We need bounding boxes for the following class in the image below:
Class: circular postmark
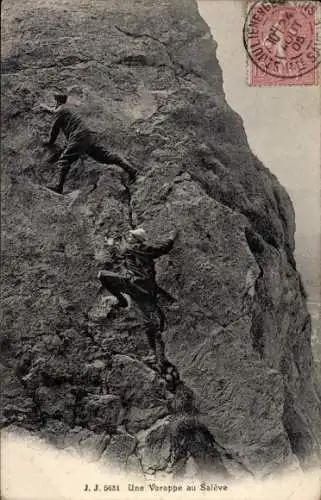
[243,0,321,78]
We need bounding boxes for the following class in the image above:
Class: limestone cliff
[1,0,320,479]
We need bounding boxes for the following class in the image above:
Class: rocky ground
[1,0,320,480]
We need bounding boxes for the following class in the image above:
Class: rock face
[1,0,320,479]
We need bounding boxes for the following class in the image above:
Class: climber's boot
[112,293,131,310]
[46,184,63,194]
[162,364,180,392]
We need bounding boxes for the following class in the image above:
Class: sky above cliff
[198,0,320,293]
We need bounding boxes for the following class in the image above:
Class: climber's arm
[142,229,179,258]
[38,104,57,114]
[46,116,62,146]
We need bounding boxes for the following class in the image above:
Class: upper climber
[38,92,137,193]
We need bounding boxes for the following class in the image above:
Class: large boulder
[1,0,320,478]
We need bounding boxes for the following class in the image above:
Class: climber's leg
[47,145,64,164]
[88,144,137,181]
[137,297,166,364]
[156,285,177,305]
[47,141,81,194]
[97,270,130,308]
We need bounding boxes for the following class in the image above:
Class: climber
[38,92,137,193]
[98,227,179,363]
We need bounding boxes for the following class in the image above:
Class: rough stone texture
[78,394,121,433]
[100,431,137,470]
[1,0,320,479]
[136,418,172,473]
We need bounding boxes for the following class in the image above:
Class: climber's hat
[129,228,147,242]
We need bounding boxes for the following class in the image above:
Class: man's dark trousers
[98,270,165,357]
[54,138,136,193]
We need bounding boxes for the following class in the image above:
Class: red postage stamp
[243,0,321,85]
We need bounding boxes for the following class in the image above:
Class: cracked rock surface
[1,0,320,479]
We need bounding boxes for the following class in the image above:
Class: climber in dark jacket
[39,93,137,193]
[98,227,179,362]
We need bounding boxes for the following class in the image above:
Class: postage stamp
[243,0,321,85]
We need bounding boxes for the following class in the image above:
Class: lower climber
[98,227,179,364]
[38,92,137,194]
